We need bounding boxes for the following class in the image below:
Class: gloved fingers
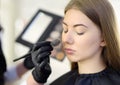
[32,41,51,51]
[23,56,34,69]
[38,59,51,74]
[31,50,40,66]
[44,60,51,74]
[36,45,53,54]
[32,59,51,83]
[37,51,51,63]
[45,57,50,63]
[32,50,51,66]
[31,45,53,60]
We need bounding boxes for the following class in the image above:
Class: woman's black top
[50,67,120,85]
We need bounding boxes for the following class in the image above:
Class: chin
[66,56,79,62]
[67,55,87,63]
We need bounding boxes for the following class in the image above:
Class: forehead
[63,9,93,27]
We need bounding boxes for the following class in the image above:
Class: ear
[100,39,106,47]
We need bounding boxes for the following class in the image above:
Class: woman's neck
[77,56,106,74]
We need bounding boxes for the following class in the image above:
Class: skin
[62,9,106,74]
[16,62,28,78]
[27,73,43,85]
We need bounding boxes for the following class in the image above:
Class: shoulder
[108,67,120,76]
[102,67,120,84]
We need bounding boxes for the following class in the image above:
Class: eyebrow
[73,24,88,28]
[62,21,88,28]
[62,21,68,26]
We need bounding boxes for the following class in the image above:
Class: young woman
[27,0,120,85]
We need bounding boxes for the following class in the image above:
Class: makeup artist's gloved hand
[23,55,34,70]
[31,41,53,83]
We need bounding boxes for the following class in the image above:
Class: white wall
[0,0,120,85]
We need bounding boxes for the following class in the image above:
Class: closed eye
[77,32,85,35]
[62,22,68,33]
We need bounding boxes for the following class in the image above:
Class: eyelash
[63,30,84,36]
[77,32,84,35]
[63,27,85,35]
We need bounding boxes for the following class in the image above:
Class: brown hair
[65,0,120,71]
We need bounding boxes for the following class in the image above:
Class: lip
[64,48,76,55]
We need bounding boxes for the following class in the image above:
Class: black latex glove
[23,55,34,70]
[32,58,51,83]
[31,41,53,83]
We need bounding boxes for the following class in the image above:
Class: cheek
[81,35,101,47]
[76,34,102,57]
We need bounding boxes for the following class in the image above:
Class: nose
[62,31,74,44]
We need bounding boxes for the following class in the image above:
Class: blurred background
[0,0,120,85]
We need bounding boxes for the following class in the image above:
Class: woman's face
[62,9,105,62]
